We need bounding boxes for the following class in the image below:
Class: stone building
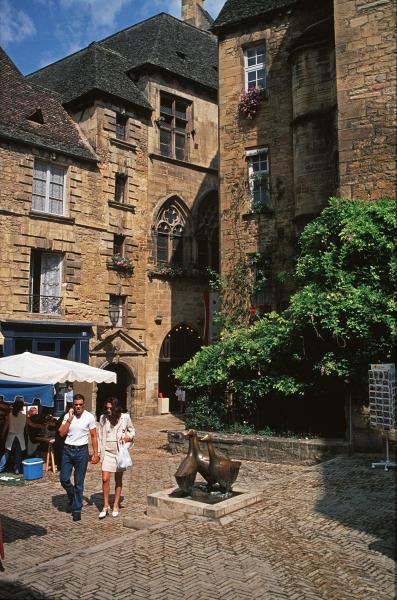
[212,0,396,311]
[0,1,218,417]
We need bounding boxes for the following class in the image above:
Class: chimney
[181,0,212,30]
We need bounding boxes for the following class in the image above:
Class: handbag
[116,441,132,469]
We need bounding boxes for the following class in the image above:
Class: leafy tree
[175,198,396,430]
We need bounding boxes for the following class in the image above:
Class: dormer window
[116,113,128,140]
[27,108,44,124]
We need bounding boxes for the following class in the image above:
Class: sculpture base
[147,485,265,520]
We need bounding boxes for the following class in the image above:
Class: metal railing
[29,295,62,315]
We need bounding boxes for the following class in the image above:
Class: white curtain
[40,253,62,314]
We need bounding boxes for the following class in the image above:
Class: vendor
[4,399,26,474]
[0,401,10,473]
[26,406,46,457]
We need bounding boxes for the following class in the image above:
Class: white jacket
[98,412,135,464]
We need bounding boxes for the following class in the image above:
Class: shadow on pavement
[0,515,46,544]
[51,493,97,512]
[315,456,396,560]
[0,580,52,599]
[88,492,125,511]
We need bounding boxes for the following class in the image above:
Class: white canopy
[0,352,116,384]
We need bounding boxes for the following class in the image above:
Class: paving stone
[0,414,395,600]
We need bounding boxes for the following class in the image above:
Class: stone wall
[0,68,218,418]
[334,0,397,199]
[168,430,350,465]
[217,2,336,309]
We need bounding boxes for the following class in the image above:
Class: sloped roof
[28,13,218,109]
[212,0,298,32]
[29,43,152,111]
[100,13,217,90]
[0,47,97,162]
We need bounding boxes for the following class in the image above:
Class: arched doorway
[96,363,134,420]
[158,324,202,412]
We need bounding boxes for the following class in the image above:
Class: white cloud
[59,0,130,31]
[0,0,36,46]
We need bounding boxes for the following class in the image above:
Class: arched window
[156,202,186,266]
[195,192,219,271]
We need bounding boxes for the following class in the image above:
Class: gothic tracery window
[156,202,185,266]
[196,193,219,272]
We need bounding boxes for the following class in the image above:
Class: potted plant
[238,88,264,119]
[110,254,133,273]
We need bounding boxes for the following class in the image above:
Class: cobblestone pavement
[0,414,395,600]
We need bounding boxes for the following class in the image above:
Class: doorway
[96,363,134,420]
[158,324,202,411]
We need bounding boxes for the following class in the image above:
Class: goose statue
[201,434,241,494]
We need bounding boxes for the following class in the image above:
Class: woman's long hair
[103,397,122,426]
[12,398,24,416]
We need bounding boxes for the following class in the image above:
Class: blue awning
[0,377,54,407]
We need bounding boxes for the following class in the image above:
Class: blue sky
[0,0,224,75]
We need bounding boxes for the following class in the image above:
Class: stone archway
[96,362,135,420]
[158,323,202,412]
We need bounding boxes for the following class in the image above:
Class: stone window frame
[244,45,266,91]
[116,112,128,141]
[113,233,125,256]
[114,172,127,204]
[246,148,271,210]
[155,199,187,267]
[158,91,191,162]
[32,159,67,217]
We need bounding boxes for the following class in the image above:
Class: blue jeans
[60,444,89,513]
[1,438,23,473]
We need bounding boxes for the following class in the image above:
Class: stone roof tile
[0,47,97,162]
[27,13,218,110]
[212,0,298,31]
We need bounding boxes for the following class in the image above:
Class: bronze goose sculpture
[174,430,198,495]
[185,429,213,487]
[201,434,241,494]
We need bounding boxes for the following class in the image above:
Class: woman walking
[98,397,135,518]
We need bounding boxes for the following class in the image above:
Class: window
[196,192,219,271]
[244,46,266,91]
[113,234,125,256]
[109,295,125,328]
[159,93,189,161]
[116,113,128,140]
[32,160,66,215]
[250,258,272,311]
[114,173,127,203]
[156,202,185,266]
[29,250,62,314]
[247,148,270,210]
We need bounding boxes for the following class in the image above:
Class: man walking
[59,394,99,521]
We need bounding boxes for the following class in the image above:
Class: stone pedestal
[147,486,265,520]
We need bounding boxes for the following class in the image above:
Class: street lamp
[109,304,120,328]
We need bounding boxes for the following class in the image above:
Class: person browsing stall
[58,394,99,522]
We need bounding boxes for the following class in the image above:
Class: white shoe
[112,510,119,517]
[99,508,109,519]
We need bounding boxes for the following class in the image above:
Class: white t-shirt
[62,410,96,446]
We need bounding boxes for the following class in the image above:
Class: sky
[0,0,224,75]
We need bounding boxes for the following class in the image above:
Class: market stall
[0,374,54,407]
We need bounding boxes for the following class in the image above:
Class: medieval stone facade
[0,3,218,418]
[212,0,396,311]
